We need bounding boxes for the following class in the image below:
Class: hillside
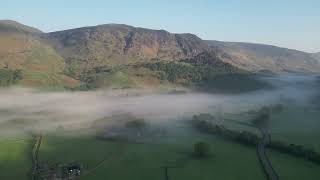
[0,20,42,34]
[206,40,320,73]
[43,24,209,76]
[0,21,78,88]
[74,52,266,92]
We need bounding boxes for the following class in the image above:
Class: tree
[193,142,210,158]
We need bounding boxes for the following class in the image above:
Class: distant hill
[206,40,320,73]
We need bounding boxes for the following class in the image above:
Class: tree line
[191,113,320,164]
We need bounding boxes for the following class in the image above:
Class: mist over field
[2,3,320,180]
[0,74,318,136]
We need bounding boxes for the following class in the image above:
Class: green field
[268,149,320,180]
[0,138,33,180]
[268,105,320,151]
[38,131,266,180]
[1,99,320,180]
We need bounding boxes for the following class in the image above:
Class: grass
[0,138,33,180]
[268,149,320,180]
[22,45,64,73]
[268,105,320,151]
[91,67,168,89]
[262,104,320,180]
[1,99,320,180]
[169,136,266,180]
[35,109,320,180]
[0,35,78,89]
[19,70,70,90]
[38,122,266,180]
[2,118,320,180]
[97,71,137,88]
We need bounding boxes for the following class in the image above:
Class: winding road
[257,128,279,180]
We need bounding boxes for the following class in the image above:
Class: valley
[0,74,320,180]
[0,18,320,180]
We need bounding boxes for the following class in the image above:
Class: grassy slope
[19,44,79,89]
[0,28,79,89]
[91,67,170,89]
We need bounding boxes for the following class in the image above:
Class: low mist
[0,74,319,136]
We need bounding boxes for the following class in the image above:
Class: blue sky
[1,0,319,52]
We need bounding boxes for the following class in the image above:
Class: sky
[1,0,319,52]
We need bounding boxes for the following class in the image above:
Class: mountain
[44,24,320,75]
[206,40,320,73]
[43,24,209,75]
[1,20,320,89]
[0,20,78,88]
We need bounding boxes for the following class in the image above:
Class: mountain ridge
[44,23,209,60]
[0,20,42,34]
[0,20,319,89]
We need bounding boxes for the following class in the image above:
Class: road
[31,134,42,180]
[257,128,279,180]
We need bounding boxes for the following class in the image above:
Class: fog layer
[0,74,318,136]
